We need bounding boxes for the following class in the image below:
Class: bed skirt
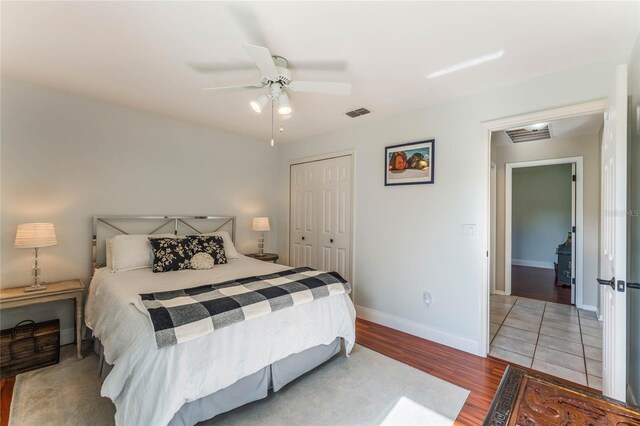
[95,338,343,425]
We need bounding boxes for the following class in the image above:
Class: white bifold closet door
[290,156,352,282]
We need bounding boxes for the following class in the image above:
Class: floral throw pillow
[148,237,192,272]
[188,235,227,265]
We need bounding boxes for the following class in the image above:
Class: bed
[85,216,356,425]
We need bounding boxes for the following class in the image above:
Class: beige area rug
[10,345,469,426]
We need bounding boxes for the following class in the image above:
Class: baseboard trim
[511,259,554,269]
[60,327,75,346]
[355,305,479,356]
[580,304,603,321]
[491,290,508,296]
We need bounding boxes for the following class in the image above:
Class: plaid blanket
[139,267,351,349]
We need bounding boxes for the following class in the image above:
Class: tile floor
[489,294,603,390]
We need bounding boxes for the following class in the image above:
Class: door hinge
[572,226,576,233]
[486,250,489,257]
[572,277,576,285]
[572,174,576,182]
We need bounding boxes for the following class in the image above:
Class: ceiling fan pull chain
[270,98,275,147]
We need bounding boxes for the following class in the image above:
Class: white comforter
[85,255,356,426]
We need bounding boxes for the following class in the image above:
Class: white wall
[0,78,279,341]
[512,164,572,269]
[276,59,621,354]
[492,134,601,308]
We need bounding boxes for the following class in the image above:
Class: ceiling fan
[202,44,352,120]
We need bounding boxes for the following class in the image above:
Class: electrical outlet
[423,291,432,305]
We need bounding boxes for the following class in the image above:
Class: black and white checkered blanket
[139,267,351,349]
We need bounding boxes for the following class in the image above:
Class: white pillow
[108,234,176,272]
[200,231,239,259]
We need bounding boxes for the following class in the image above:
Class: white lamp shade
[251,217,270,232]
[277,93,292,115]
[15,223,58,248]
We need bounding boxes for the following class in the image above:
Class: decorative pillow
[190,252,215,270]
[109,234,176,272]
[199,231,239,259]
[149,237,192,273]
[188,235,227,265]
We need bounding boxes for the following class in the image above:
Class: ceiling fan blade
[288,60,348,72]
[202,84,264,92]
[243,44,279,80]
[188,62,256,73]
[288,81,352,96]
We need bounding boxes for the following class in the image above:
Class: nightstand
[246,253,279,263]
[0,279,85,359]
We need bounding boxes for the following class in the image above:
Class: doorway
[505,158,582,306]
[482,103,605,389]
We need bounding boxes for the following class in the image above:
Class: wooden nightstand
[246,253,279,263]
[0,280,84,359]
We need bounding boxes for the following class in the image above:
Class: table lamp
[251,217,270,256]
[15,223,57,292]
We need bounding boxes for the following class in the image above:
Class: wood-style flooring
[0,376,14,426]
[0,318,599,425]
[512,265,571,305]
[356,319,508,425]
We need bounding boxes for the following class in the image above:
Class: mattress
[85,255,356,425]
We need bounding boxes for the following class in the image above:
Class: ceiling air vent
[346,108,370,118]
[506,124,552,143]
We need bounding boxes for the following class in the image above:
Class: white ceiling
[491,113,604,146]
[2,2,637,143]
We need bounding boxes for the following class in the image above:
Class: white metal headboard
[92,215,236,274]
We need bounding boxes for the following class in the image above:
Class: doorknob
[302,236,305,240]
[597,277,615,290]
[330,238,334,243]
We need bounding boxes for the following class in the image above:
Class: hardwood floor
[356,318,508,425]
[1,319,594,425]
[0,376,15,426]
[511,265,571,305]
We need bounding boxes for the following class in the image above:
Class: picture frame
[385,139,435,186]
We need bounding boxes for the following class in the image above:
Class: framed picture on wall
[385,139,435,186]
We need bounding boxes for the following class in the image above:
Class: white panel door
[316,156,352,282]
[332,156,352,282]
[599,64,628,401]
[290,162,319,268]
[317,158,335,272]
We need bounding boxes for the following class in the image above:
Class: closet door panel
[290,163,318,268]
[317,158,335,272]
[291,155,351,282]
[332,156,352,281]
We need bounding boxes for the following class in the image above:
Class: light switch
[461,224,475,238]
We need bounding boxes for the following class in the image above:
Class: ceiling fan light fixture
[250,94,269,113]
[278,93,292,115]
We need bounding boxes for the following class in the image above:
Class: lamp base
[24,283,47,292]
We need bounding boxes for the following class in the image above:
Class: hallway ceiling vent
[506,124,552,143]
[345,108,370,118]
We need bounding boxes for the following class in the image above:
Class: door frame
[287,149,356,300]
[479,99,606,356]
[504,156,584,306]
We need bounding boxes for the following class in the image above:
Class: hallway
[511,265,571,305]
[489,294,602,390]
